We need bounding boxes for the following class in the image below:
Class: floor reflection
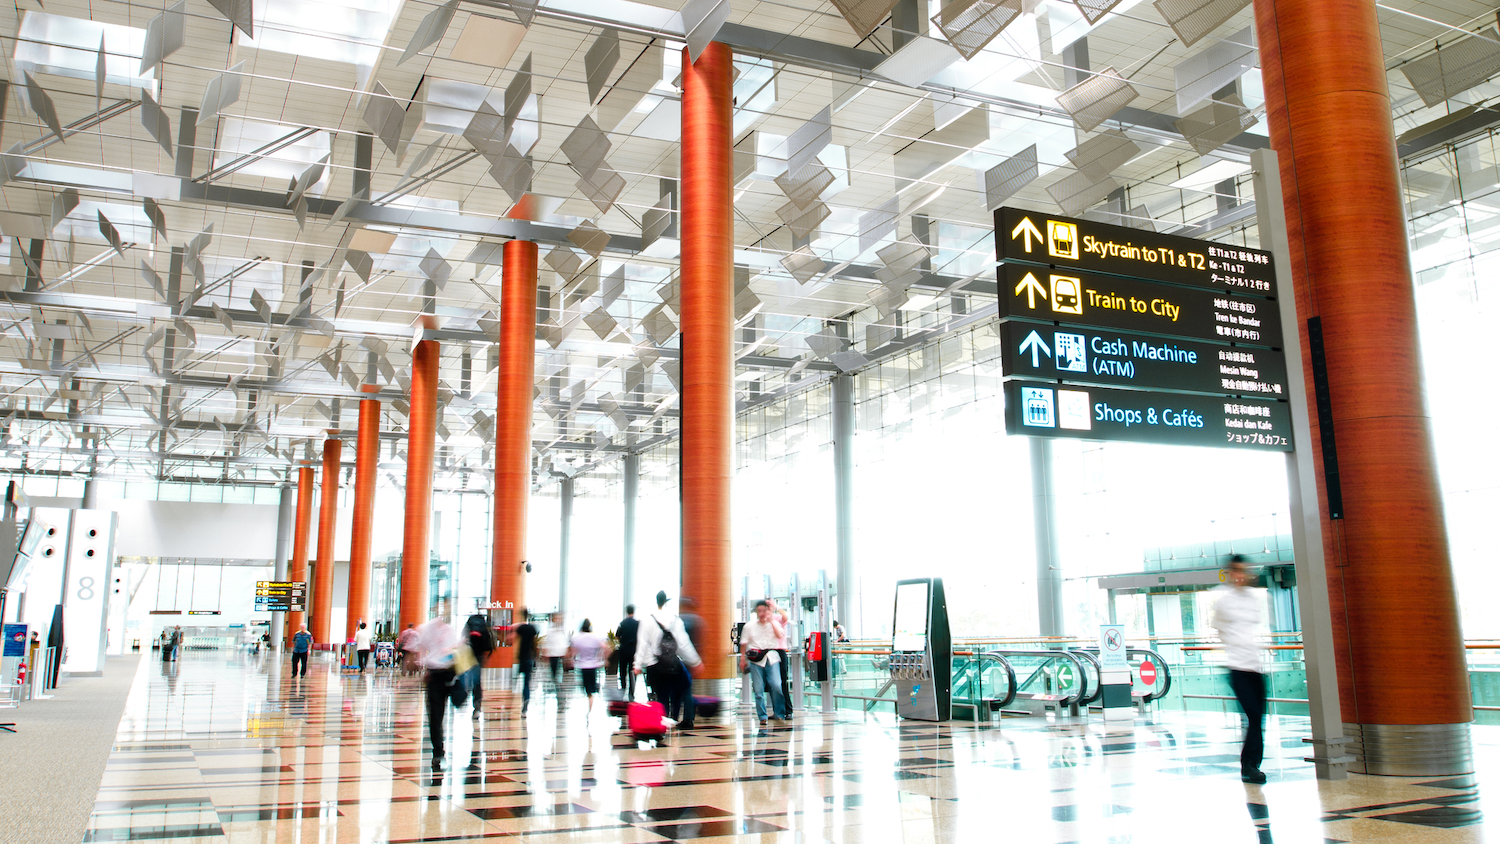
[79,650,1490,843]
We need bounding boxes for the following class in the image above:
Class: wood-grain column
[289,465,314,636]
[345,386,380,641]
[311,437,341,646]
[680,42,734,681]
[492,239,537,667]
[1254,0,1471,772]
[400,339,439,630]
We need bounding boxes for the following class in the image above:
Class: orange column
[492,239,537,666]
[345,386,380,641]
[680,42,734,681]
[1254,0,1471,772]
[400,339,439,630]
[312,437,341,646]
[289,465,314,635]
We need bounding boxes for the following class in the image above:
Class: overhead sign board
[256,581,305,589]
[1003,381,1293,451]
[1000,322,1289,397]
[998,263,1282,347]
[995,206,1276,296]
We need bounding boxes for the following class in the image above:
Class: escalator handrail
[1068,649,1104,705]
[978,651,1018,709]
[1075,646,1174,703]
[983,649,1088,708]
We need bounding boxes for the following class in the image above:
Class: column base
[1343,722,1473,776]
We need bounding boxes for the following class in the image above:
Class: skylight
[14,12,156,94]
[213,118,333,187]
[238,0,398,87]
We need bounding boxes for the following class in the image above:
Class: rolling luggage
[605,685,628,717]
[628,701,668,740]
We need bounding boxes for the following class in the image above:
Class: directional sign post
[1000,322,1289,396]
[996,206,1292,451]
[1003,381,1293,451]
[997,207,1277,295]
[999,263,1282,346]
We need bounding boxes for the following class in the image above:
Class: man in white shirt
[413,618,459,770]
[354,622,373,673]
[633,590,702,723]
[1212,555,1268,784]
[740,600,786,726]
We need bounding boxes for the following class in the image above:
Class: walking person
[615,605,639,701]
[740,600,787,727]
[396,623,418,673]
[678,596,704,729]
[463,614,495,719]
[570,620,611,711]
[633,591,701,724]
[767,598,791,718]
[354,622,373,673]
[291,624,313,678]
[170,625,184,661]
[414,617,463,771]
[511,609,539,715]
[544,613,570,693]
[1213,555,1269,784]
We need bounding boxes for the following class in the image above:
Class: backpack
[654,618,679,663]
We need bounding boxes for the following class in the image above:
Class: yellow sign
[1048,220,1078,260]
[1050,275,1082,315]
[1011,217,1043,252]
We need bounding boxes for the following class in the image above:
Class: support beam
[680,41,735,682]
[831,373,854,635]
[1254,0,1471,775]
[623,451,639,611]
[559,476,573,617]
[271,484,293,649]
[312,437,340,646]
[400,340,439,630]
[1030,438,1063,638]
[492,239,537,656]
[346,387,379,640]
[289,466,314,637]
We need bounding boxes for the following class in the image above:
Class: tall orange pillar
[679,42,734,681]
[1255,0,1471,773]
[345,386,380,641]
[492,238,537,666]
[289,465,314,636]
[400,340,439,631]
[311,437,341,646]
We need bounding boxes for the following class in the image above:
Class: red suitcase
[628,701,668,739]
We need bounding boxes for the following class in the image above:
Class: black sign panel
[998,263,1282,347]
[1003,382,1293,451]
[1000,322,1290,397]
[995,206,1276,296]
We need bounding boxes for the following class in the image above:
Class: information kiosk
[890,577,952,722]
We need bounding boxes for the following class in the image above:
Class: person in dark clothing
[291,625,313,678]
[678,597,704,729]
[511,609,538,715]
[463,614,495,719]
[616,605,639,701]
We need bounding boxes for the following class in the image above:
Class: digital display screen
[892,582,929,652]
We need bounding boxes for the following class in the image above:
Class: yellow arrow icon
[1011,217,1043,252]
[1015,272,1047,309]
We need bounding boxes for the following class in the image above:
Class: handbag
[745,648,767,663]
[453,645,478,676]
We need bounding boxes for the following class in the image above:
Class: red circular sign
[1139,661,1157,686]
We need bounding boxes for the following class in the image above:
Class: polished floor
[78,650,1498,843]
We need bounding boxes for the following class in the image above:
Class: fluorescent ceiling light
[213,118,333,186]
[1169,159,1249,192]
[14,12,157,93]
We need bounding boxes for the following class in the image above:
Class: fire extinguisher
[16,661,26,686]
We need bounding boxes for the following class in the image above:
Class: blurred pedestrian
[463,614,495,719]
[570,619,611,711]
[616,605,639,700]
[1213,555,1268,785]
[741,600,786,726]
[633,591,701,724]
[544,613,570,692]
[511,609,538,715]
[414,617,463,770]
[291,624,312,678]
[354,622,373,672]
